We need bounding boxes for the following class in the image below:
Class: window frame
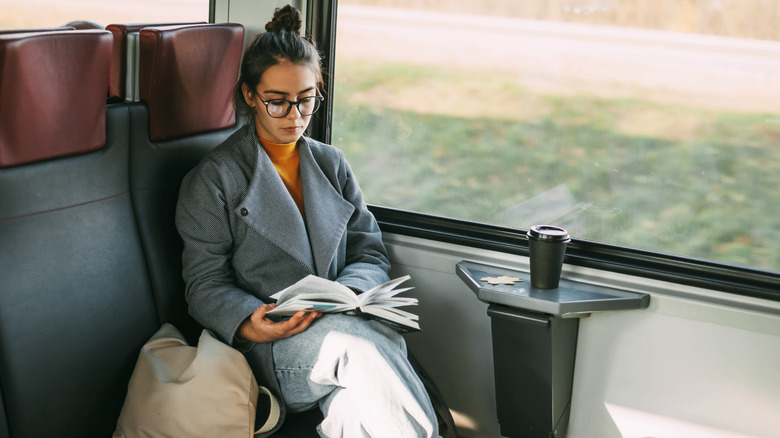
[309,0,780,302]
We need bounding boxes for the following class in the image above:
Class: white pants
[273,314,440,438]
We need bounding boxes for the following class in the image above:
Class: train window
[0,0,209,29]
[332,0,780,274]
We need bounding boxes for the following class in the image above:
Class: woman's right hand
[236,303,320,343]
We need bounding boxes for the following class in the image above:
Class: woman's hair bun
[265,5,303,35]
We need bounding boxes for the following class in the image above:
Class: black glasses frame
[258,95,325,118]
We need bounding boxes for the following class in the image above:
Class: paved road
[336,5,780,113]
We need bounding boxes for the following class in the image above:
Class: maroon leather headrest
[0,27,74,35]
[0,30,111,167]
[106,22,205,99]
[138,23,245,141]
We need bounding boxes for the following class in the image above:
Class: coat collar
[236,133,354,276]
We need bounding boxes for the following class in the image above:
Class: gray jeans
[273,314,440,438]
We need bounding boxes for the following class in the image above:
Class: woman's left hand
[237,303,320,343]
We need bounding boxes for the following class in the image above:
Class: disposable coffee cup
[526,225,570,289]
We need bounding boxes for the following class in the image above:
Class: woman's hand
[237,303,320,343]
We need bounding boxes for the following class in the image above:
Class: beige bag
[113,323,280,438]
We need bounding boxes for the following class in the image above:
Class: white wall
[569,280,780,438]
[212,0,305,51]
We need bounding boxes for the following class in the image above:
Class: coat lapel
[299,141,355,277]
[237,139,315,272]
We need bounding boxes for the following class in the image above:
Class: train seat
[0,30,109,167]
[128,22,245,343]
[62,20,103,30]
[137,22,244,141]
[106,22,205,101]
[0,30,159,438]
[0,27,74,35]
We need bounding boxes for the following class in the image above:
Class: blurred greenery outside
[331,59,780,273]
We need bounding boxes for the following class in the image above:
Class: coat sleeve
[334,155,392,292]
[175,158,264,350]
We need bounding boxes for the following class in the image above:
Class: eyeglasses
[258,95,324,118]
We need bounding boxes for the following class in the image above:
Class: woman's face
[243,59,318,144]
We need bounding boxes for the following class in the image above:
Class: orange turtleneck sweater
[259,137,304,216]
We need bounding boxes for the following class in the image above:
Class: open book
[267,275,420,332]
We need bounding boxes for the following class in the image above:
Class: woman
[175,5,439,437]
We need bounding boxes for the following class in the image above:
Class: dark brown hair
[235,5,323,117]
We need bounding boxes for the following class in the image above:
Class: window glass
[332,0,780,272]
[0,0,208,30]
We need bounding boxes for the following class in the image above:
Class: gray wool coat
[175,123,391,432]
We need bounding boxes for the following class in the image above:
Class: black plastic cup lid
[527,225,571,242]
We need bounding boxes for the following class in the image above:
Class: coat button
[240,208,248,216]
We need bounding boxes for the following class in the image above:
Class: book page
[267,275,358,315]
[356,275,413,307]
[362,306,420,331]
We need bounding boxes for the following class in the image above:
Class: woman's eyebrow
[262,86,316,96]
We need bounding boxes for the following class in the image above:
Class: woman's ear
[241,83,254,106]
